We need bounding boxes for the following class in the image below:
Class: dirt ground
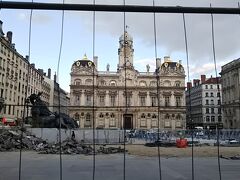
[117,145,240,157]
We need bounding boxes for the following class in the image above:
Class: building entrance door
[123,114,133,129]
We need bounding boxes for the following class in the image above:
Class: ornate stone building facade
[69,32,186,130]
[221,58,240,129]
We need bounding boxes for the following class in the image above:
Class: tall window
[125,95,131,106]
[99,96,105,106]
[176,96,181,107]
[211,108,214,114]
[175,81,180,87]
[217,92,220,97]
[210,92,214,97]
[211,99,214,105]
[151,96,156,106]
[206,108,209,114]
[218,116,222,122]
[85,113,91,127]
[205,85,208,89]
[211,116,215,122]
[210,85,213,89]
[218,108,222,114]
[206,116,210,122]
[75,95,80,105]
[206,99,209,105]
[110,96,115,106]
[217,100,221,105]
[205,92,209,97]
[165,96,170,106]
[140,96,146,106]
[86,95,92,106]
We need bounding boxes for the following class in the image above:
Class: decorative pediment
[123,91,133,96]
[149,92,157,96]
[97,90,106,95]
[162,91,172,96]
[84,90,93,95]
[73,90,82,94]
[174,91,183,96]
[109,91,117,95]
[138,91,147,96]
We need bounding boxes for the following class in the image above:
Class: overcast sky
[1,0,240,92]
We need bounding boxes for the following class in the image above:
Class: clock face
[76,61,81,66]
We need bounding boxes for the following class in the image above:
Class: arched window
[85,79,93,85]
[164,80,171,86]
[175,81,181,87]
[139,81,147,87]
[110,80,116,86]
[100,80,106,86]
[150,81,156,87]
[74,79,81,85]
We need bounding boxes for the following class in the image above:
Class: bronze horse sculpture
[29,92,78,129]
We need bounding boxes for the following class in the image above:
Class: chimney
[0,21,4,37]
[164,56,170,62]
[12,43,15,49]
[93,56,98,69]
[179,60,182,64]
[38,69,44,75]
[156,58,161,69]
[25,55,29,61]
[196,79,200,86]
[48,68,51,79]
[187,82,192,90]
[201,75,206,83]
[193,79,199,87]
[31,63,35,69]
[54,72,57,82]
[7,31,12,44]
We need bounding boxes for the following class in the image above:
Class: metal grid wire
[0,1,239,180]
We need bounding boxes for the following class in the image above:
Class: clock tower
[118,31,134,69]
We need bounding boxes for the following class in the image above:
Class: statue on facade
[146,64,150,73]
[107,63,110,71]
[29,92,78,129]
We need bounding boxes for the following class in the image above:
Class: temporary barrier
[176,138,188,148]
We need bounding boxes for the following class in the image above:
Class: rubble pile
[0,130,126,155]
[0,130,45,151]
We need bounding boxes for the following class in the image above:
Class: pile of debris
[0,129,45,151]
[145,140,176,147]
[0,129,126,155]
[220,155,240,160]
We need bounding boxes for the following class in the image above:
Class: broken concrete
[0,129,126,155]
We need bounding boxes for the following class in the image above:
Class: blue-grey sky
[1,0,240,92]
